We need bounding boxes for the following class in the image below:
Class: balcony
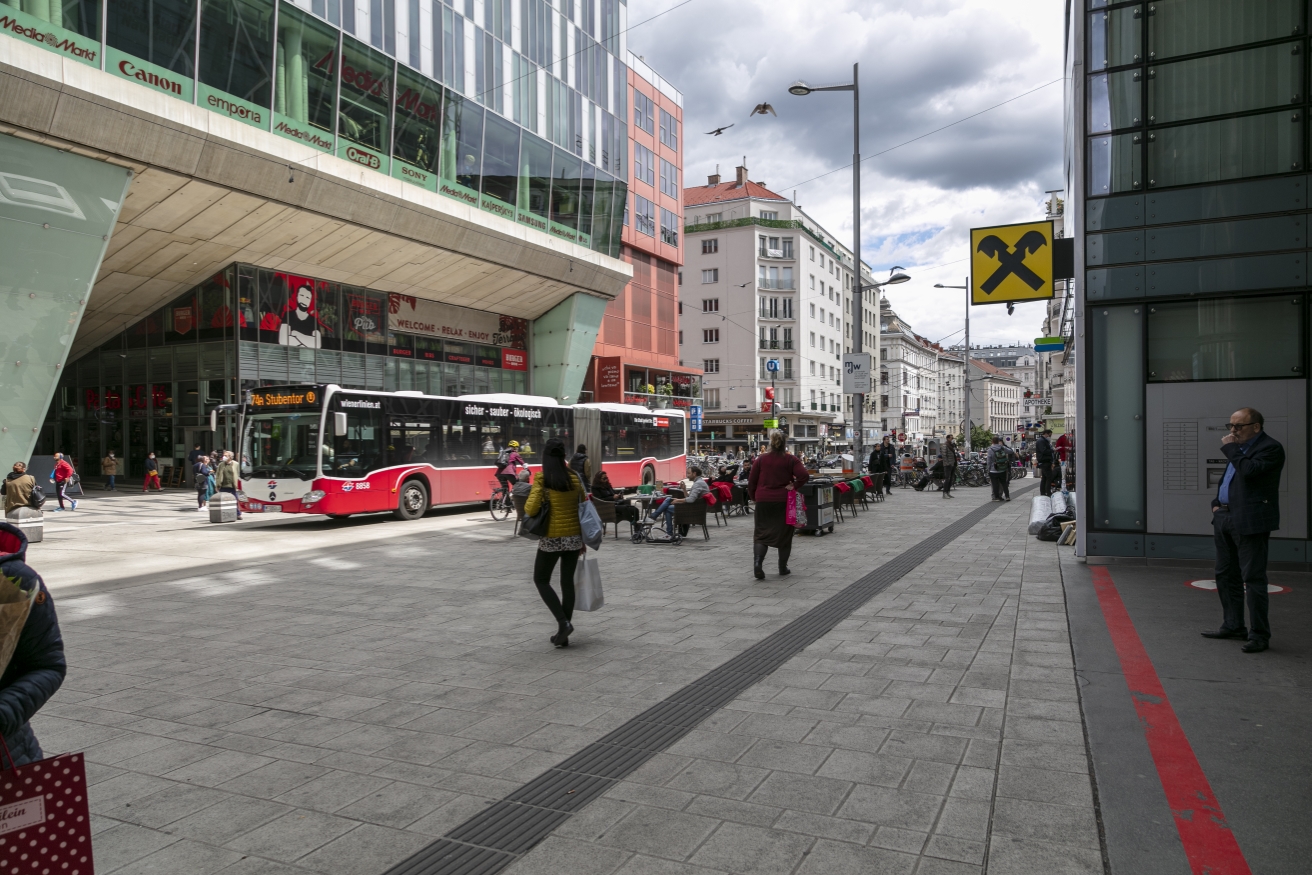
[780,401,801,411]
[759,339,780,349]
[757,279,797,291]
[619,392,703,409]
[758,249,795,261]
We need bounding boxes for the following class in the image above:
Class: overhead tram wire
[780,77,1067,192]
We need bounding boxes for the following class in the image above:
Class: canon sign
[118,60,181,95]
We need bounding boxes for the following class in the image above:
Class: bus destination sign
[249,388,322,409]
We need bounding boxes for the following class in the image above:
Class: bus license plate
[262,505,282,513]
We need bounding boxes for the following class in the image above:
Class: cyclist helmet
[508,441,520,448]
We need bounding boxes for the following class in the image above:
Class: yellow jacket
[523,472,584,539]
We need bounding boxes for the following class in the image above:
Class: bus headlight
[302,490,326,505]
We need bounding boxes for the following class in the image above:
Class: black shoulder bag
[519,491,551,540]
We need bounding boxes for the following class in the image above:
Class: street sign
[765,359,780,373]
[1034,335,1065,352]
[763,418,779,429]
[841,352,871,394]
[689,404,702,432]
[970,220,1056,306]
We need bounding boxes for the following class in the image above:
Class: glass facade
[1,0,629,256]
[38,264,529,479]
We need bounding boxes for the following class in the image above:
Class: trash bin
[6,507,43,543]
[798,477,835,535]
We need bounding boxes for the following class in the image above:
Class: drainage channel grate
[381,487,1032,875]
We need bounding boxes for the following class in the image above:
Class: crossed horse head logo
[976,230,1049,296]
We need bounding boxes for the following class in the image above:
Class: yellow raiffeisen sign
[970,220,1055,305]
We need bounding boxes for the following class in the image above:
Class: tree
[956,424,994,449]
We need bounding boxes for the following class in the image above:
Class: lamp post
[934,278,970,454]
[789,67,910,470]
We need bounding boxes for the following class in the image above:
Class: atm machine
[1145,380,1306,538]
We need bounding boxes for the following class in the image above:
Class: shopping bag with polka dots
[0,743,93,874]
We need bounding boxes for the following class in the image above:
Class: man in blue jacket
[1204,408,1285,653]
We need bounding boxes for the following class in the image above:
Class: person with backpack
[193,455,214,510]
[51,453,75,512]
[569,444,593,490]
[523,439,586,648]
[102,451,119,491]
[986,436,1015,501]
[495,441,525,493]
[4,463,37,515]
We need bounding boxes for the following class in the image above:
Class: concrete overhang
[0,38,631,360]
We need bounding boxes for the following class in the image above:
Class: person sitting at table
[713,465,736,485]
[647,467,710,537]
[914,456,944,492]
[511,468,533,500]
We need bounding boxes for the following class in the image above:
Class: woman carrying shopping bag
[748,430,809,579]
[523,438,586,647]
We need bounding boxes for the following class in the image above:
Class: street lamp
[789,65,878,468]
[934,278,971,455]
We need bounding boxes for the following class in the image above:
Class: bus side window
[332,407,384,476]
[600,413,618,461]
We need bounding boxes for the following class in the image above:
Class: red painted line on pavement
[1089,566,1252,875]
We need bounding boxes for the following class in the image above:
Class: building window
[633,90,655,133]
[634,195,656,236]
[701,268,719,284]
[634,143,656,185]
[705,212,721,223]
[810,332,816,347]
[702,298,719,312]
[660,158,679,196]
[702,239,718,254]
[660,208,679,246]
[783,327,793,348]
[703,358,720,373]
[659,107,679,150]
[809,246,816,261]
[761,211,778,220]
[782,238,794,258]
[783,358,793,379]
[704,388,719,407]
[678,330,683,345]
[703,328,719,343]
[782,299,793,319]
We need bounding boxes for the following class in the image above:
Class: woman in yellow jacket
[524,438,586,647]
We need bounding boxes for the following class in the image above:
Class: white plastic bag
[1028,495,1053,534]
[574,555,605,612]
[579,499,604,550]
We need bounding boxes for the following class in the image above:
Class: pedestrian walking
[3,463,36,515]
[215,451,243,519]
[569,444,593,490]
[1035,430,1056,496]
[986,437,1012,501]
[143,452,161,492]
[0,520,67,765]
[1204,407,1285,654]
[524,438,586,647]
[187,444,203,466]
[51,453,75,512]
[102,451,119,491]
[870,436,895,495]
[193,456,214,510]
[748,430,809,580]
[942,436,958,498]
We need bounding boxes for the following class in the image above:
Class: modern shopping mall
[0,0,669,478]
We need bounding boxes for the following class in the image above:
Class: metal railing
[757,279,796,290]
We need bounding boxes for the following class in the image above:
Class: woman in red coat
[748,431,809,579]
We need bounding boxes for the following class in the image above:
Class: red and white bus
[236,384,687,519]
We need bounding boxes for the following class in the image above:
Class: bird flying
[705,124,734,136]
[750,103,777,118]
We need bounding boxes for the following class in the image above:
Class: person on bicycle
[496,441,525,492]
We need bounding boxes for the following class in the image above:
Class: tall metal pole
[851,62,864,472]
[963,275,971,455]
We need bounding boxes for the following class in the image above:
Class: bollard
[208,492,238,524]
[6,507,44,543]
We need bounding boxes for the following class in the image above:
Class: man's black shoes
[1201,628,1248,640]
[1242,639,1269,653]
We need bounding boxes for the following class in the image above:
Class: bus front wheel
[642,466,655,487]
[396,480,429,521]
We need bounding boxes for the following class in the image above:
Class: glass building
[38,264,532,478]
[3,0,629,255]
[1071,0,1312,560]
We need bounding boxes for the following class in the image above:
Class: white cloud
[629,0,1065,347]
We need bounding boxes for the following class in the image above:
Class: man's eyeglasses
[1226,421,1256,431]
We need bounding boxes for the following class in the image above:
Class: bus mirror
[210,409,217,432]
[334,412,348,437]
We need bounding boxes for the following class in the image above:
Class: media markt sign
[0,8,99,67]
[273,112,333,153]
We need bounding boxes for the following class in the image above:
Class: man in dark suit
[869,437,895,496]
[1204,407,1285,653]
[1035,430,1056,496]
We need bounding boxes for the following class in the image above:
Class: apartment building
[878,297,939,442]
[681,164,876,450]
[970,359,1023,438]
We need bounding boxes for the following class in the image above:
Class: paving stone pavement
[29,483,1101,874]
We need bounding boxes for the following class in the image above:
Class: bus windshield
[242,412,321,480]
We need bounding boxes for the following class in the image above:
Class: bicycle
[489,479,514,520]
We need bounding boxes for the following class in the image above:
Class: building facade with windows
[680,165,876,451]
[878,297,965,449]
[970,359,1022,439]
[583,52,699,409]
[1068,0,1312,560]
[1,0,641,473]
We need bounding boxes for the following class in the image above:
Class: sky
[626,0,1068,349]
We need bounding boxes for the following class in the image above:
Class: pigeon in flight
[705,124,734,136]
[750,102,777,118]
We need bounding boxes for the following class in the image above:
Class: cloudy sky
[627,0,1067,348]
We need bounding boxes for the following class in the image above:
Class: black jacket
[1035,436,1055,465]
[0,522,66,766]
[1213,430,1285,535]
[869,446,893,473]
